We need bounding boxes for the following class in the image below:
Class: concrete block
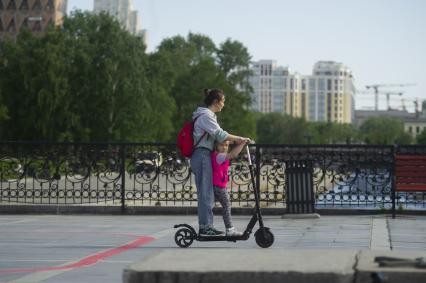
[123,249,357,283]
[355,250,426,283]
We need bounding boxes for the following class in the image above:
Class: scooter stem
[246,145,265,229]
[246,145,252,166]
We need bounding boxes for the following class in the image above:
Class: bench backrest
[395,155,426,192]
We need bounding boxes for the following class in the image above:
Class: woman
[191,88,250,236]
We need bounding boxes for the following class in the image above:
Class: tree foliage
[256,113,308,144]
[0,12,255,142]
[416,130,426,144]
[0,11,418,145]
[359,117,412,145]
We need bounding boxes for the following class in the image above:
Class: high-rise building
[128,10,138,35]
[94,0,143,38]
[248,60,355,123]
[0,0,68,41]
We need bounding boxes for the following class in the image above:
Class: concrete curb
[122,249,426,283]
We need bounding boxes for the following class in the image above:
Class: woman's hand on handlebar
[238,137,251,145]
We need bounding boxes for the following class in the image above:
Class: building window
[327,79,332,90]
[309,78,315,91]
[33,20,42,31]
[409,126,412,133]
[46,0,54,11]
[21,17,29,28]
[19,0,29,10]
[7,0,16,10]
[417,126,420,134]
[6,17,15,32]
[301,79,306,90]
[32,0,42,11]
[318,79,325,91]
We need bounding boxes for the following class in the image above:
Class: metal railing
[0,142,425,212]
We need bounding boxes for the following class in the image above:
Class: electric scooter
[174,145,274,248]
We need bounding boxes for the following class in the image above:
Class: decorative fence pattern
[0,142,425,211]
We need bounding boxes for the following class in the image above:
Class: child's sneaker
[226,227,243,237]
[199,227,225,236]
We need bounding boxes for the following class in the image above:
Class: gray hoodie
[192,107,229,151]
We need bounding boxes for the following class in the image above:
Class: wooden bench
[395,155,426,191]
[393,154,426,217]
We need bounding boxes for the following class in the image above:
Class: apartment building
[249,60,355,123]
[0,0,68,41]
[94,0,145,38]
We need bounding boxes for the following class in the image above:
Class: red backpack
[177,115,207,157]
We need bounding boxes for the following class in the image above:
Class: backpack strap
[193,115,208,147]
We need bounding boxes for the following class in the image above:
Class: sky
[67,0,426,112]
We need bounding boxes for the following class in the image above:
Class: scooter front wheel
[255,227,274,248]
[174,227,195,248]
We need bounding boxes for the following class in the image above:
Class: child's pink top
[211,151,229,189]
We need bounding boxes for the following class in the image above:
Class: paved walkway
[0,214,425,282]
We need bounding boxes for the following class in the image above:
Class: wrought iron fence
[0,142,425,211]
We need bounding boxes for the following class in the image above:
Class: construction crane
[384,91,404,110]
[365,83,416,111]
[355,89,403,110]
[399,97,420,113]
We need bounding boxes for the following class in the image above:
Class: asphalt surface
[0,214,425,283]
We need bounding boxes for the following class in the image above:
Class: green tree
[217,39,252,91]
[216,39,255,139]
[153,33,256,140]
[0,14,256,142]
[308,122,360,144]
[256,113,308,144]
[359,117,412,144]
[61,11,154,141]
[416,130,426,144]
[0,28,73,141]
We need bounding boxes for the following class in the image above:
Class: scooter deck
[197,234,250,242]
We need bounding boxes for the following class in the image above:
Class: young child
[211,139,248,236]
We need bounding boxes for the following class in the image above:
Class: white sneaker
[226,227,243,237]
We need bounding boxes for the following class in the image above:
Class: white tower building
[93,0,141,37]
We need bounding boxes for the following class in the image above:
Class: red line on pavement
[0,236,155,275]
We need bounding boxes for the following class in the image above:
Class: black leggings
[214,186,232,229]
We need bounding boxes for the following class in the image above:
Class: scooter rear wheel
[174,227,195,248]
[255,228,274,248]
